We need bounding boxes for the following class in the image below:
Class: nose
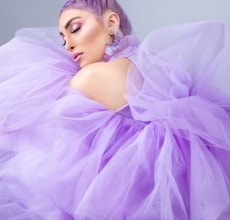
[68,46,75,51]
[65,40,76,52]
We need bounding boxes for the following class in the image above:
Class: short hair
[60,0,132,35]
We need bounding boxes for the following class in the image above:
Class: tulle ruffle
[0,21,230,220]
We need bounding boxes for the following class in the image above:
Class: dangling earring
[104,29,122,60]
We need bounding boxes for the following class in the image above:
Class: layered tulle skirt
[0,21,230,219]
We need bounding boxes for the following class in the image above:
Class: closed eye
[71,26,81,33]
[60,21,81,46]
[70,23,81,34]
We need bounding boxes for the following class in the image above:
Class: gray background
[0,0,230,45]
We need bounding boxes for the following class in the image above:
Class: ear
[104,11,120,33]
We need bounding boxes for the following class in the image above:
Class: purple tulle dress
[0,21,230,220]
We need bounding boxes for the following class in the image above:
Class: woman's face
[59,8,111,67]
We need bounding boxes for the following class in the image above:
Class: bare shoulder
[69,58,131,111]
[70,58,131,81]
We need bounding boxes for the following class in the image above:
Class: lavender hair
[60,0,132,35]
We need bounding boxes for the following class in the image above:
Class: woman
[59,1,132,110]
[0,0,230,219]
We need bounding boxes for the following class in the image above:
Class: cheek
[81,24,107,52]
[81,27,96,43]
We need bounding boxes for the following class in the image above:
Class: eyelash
[71,26,81,33]
[62,26,81,46]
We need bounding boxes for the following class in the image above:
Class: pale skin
[59,8,131,111]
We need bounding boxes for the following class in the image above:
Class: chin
[79,60,98,68]
[77,60,86,68]
[79,62,87,68]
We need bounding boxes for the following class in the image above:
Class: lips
[72,52,83,63]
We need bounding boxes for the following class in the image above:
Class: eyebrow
[65,16,81,29]
[60,16,81,35]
